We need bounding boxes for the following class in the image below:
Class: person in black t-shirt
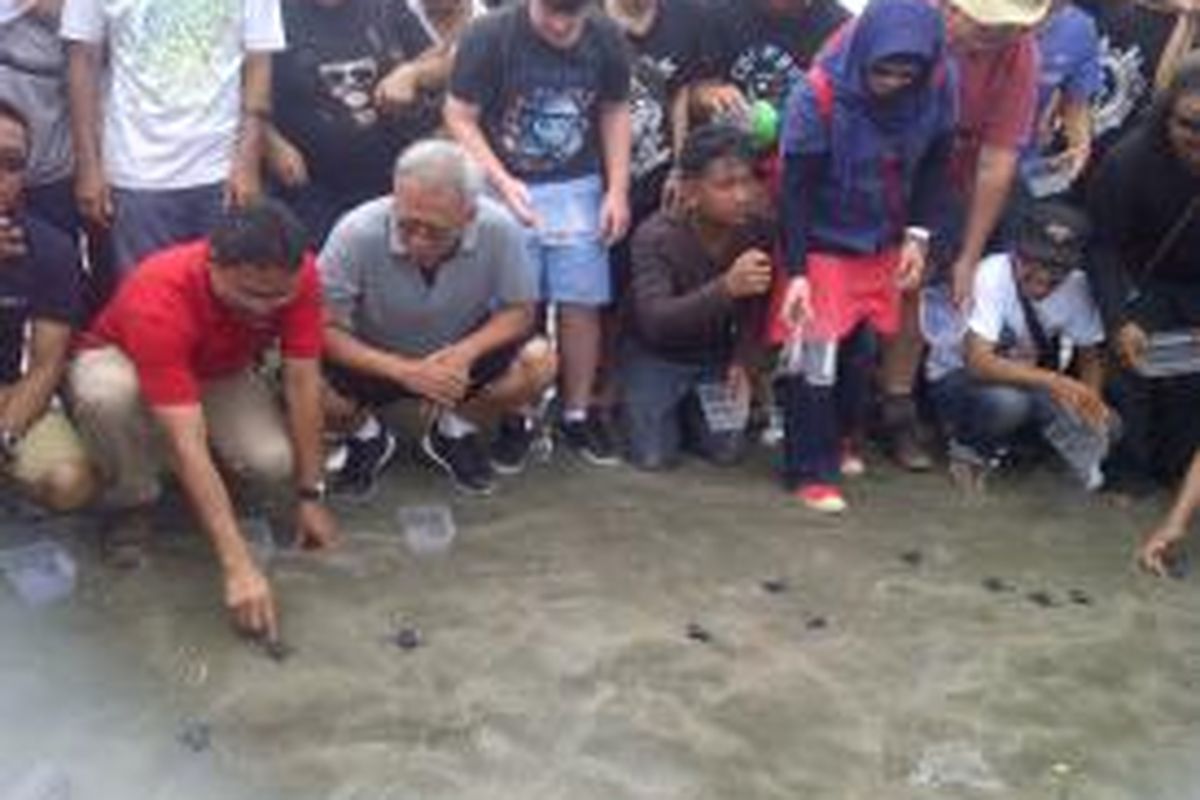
[1082,0,1199,170]
[0,99,94,513]
[268,0,443,244]
[604,0,709,210]
[601,0,711,416]
[693,0,851,117]
[446,0,632,465]
[1088,53,1200,488]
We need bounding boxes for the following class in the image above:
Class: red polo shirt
[80,242,323,407]
[948,35,1039,198]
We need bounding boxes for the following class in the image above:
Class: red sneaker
[795,483,848,514]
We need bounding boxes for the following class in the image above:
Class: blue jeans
[111,183,224,276]
[929,369,1056,461]
[525,175,611,306]
[619,344,746,470]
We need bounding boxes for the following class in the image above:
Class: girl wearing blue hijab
[774,0,957,513]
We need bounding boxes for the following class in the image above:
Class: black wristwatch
[296,481,327,503]
[0,428,21,463]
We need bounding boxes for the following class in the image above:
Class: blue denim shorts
[525,175,611,306]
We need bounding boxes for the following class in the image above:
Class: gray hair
[393,138,484,204]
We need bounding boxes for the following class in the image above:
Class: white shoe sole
[420,434,496,497]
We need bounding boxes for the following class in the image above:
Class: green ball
[749,100,779,150]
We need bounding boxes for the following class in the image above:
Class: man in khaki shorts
[69,199,339,641]
[0,97,95,513]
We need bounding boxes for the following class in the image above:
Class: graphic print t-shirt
[704,0,849,110]
[1087,1,1177,157]
[624,0,709,185]
[60,0,286,190]
[274,0,434,195]
[450,5,632,183]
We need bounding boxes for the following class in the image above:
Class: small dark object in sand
[178,719,211,753]
[900,550,923,567]
[394,627,422,651]
[761,578,789,594]
[686,623,713,643]
[1164,549,1191,580]
[262,639,294,662]
[1068,588,1093,606]
[805,616,828,630]
[1026,590,1056,608]
[982,577,1014,593]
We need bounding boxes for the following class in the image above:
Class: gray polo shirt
[318,194,536,357]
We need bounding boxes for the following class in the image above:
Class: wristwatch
[905,226,932,247]
[296,481,327,503]
[0,428,21,463]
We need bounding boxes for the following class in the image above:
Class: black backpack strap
[1015,282,1060,370]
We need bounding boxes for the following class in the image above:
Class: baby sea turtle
[761,578,789,594]
[982,576,1014,593]
[261,639,294,663]
[1026,590,1056,608]
[1164,549,1191,580]
[177,719,212,753]
[805,616,828,631]
[686,623,713,643]
[900,550,923,567]
[394,627,422,651]
[1068,588,1093,606]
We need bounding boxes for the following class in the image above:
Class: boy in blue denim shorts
[446,0,631,464]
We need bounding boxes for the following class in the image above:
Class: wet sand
[2,446,1199,799]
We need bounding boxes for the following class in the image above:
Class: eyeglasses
[396,217,459,245]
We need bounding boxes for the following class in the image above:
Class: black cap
[1014,201,1090,275]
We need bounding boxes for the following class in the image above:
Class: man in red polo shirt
[877,0,1047,470]
[69,199,338,640]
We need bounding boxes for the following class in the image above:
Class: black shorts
[324,339,525,409]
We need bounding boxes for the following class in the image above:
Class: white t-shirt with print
[967,252,1105,361]
[60,0,284,190]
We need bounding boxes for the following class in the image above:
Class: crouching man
[0,99,95,512]
[621,124,771,470]
[69,199,339,639]
[928,201,1114,491]
[319,140,555,497]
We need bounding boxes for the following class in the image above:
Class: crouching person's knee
[8,412,100,512]
[515,336,558,398]
[236,434,295,488]
[31,459,98,513]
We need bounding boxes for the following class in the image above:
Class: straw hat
[949,0,1050,27]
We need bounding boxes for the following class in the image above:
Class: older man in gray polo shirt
[318,139,556,496]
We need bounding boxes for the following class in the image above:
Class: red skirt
[767,248,902,344]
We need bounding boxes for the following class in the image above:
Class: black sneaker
[330,425,398,499]
[558,414,620,466]
[421,427,496,496]
[491,415,535,475]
